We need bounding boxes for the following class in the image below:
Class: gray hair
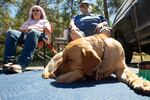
[88,5,93,13]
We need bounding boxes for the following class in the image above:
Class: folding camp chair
[15,27,57,68]
[37,31,57,67]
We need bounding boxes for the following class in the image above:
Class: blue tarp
[0,70,149,100]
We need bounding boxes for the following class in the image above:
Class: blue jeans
[3,29,46,68]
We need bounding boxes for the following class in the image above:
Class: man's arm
[70,19,78,30]
[69,18,85,40]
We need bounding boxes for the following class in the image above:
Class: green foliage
[0,34,5,59]
[108,0,124,14]
[93,0,104,15]
[0,0,124,59]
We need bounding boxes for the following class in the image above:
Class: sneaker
[8,64,23,73]
[3,63,13,67]
[2,63,13,73]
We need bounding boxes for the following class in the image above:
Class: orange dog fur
[42,31,150,93]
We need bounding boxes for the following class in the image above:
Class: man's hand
[94,21,109,34]
[94,23,104,33]
[70,26,80,32]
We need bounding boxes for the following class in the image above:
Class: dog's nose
[42,72,50,79]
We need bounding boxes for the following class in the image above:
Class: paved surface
[128,63,139,73]
[1,63,150,100]
[28,65,139,73]
[0,70,149,100]
[0,62,139,73]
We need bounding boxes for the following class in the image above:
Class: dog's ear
[81,48,101,76]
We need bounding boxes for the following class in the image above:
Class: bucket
[138,61,150,81]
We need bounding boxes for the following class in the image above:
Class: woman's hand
[43,26,51,34]
[20,28,30,33]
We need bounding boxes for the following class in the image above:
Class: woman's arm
[43,21,52,34]
[20,21,29,32]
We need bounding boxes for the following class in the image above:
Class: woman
[3,5,52,73]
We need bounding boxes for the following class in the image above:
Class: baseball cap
[80,0,91,6]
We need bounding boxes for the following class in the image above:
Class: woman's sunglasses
[32,9,40,12]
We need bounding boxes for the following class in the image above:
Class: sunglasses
[80,3,89,8]
[32,9,40,12]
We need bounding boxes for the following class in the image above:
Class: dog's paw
[133,79,150,94]
[143,81,150,91]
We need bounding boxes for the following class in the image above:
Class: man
[70,0,110,40]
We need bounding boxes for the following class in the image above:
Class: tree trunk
[103,0,109,24]
[36,0,40,5]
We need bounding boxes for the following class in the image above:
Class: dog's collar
[95,36,106,80]
[95,35,105,59]
[84,36,105,80]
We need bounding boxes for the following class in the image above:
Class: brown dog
[42,31,150,93]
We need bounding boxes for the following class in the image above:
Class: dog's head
[49,41,84,78]
[50,40,103,80]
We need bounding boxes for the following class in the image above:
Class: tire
[117,37,133,64]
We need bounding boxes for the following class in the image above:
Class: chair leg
[43,38,46,68]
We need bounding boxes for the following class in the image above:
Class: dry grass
[131,52,150,63]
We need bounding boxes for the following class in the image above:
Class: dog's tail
[116,64,150,95]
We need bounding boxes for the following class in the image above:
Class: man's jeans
[3,29,46,68]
